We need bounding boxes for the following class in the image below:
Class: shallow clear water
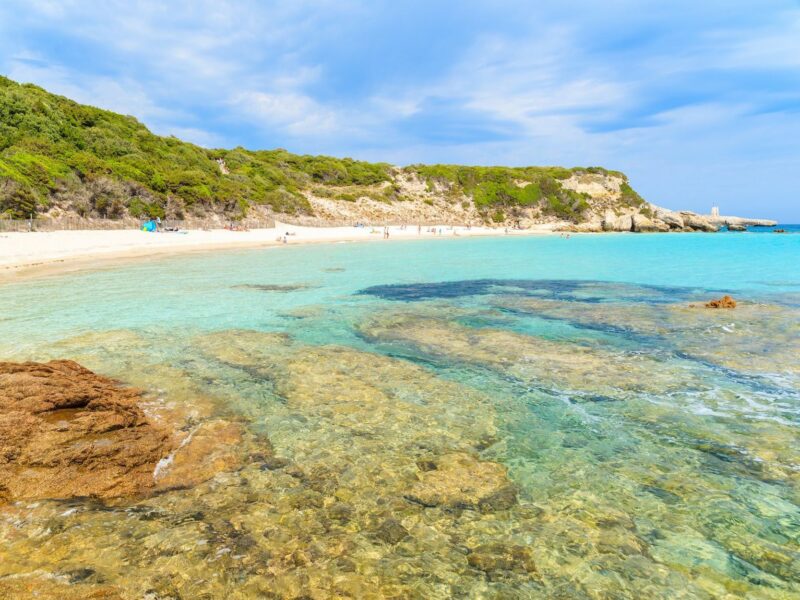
[1,232,799,598]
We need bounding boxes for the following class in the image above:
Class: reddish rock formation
[0,360,172,501]
[0,360,245,504]
[705,295,737,309]
[0,359,174,503]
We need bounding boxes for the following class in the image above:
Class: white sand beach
[0,222,560,280]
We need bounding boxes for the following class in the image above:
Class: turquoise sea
[1,231,799,598]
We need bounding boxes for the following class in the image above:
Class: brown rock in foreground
[0,360,245,504]
[705,295,737,309]
[405,452,517,511]
[0,359,174,503]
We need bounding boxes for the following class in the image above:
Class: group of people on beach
[353,223,479,238]
[276,231,296,244]
[376,225,455,238]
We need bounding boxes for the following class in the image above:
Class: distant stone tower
[711,206,720,217]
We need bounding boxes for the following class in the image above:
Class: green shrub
[262,188,312,214]
[128,197,165,218]
[0,180,38,218]
[620,181,645,207]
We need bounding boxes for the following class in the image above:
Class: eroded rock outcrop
[562,219,603,232]
[680,211,720,232]
[653,208,685,230]
[602,212,633,232]
[0,360,240,503]
[632,213,669,232]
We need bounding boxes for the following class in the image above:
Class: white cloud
[232,91,339,136]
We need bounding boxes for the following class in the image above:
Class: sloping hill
[0,75,652,226]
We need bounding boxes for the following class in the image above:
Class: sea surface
[1,231,799,598]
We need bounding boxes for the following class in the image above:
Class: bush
[261,188,312,214]
[0,179,38,218]
[620,181,645,207]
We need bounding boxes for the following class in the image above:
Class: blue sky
[1,1,799,220]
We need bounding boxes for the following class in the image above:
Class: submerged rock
[467,543,539,578]
[360,312,702,397]
[153,420,242,490]
[0,576,123,599]
[704,295,737,309]
[405,453,517,511]
[374,518,410,544]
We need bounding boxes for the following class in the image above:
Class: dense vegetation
[0,76,389,219]
[0,75,640,223]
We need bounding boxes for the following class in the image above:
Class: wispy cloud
[231,91,339,136]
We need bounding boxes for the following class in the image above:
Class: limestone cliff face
[297,169,657,229]
[297,168,762,233]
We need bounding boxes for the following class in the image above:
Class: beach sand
[0,222,560,280]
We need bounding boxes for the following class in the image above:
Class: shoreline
[1,221,786,283]
[0,222,559,282]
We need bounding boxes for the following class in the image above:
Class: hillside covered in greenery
[0,76,646,223]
